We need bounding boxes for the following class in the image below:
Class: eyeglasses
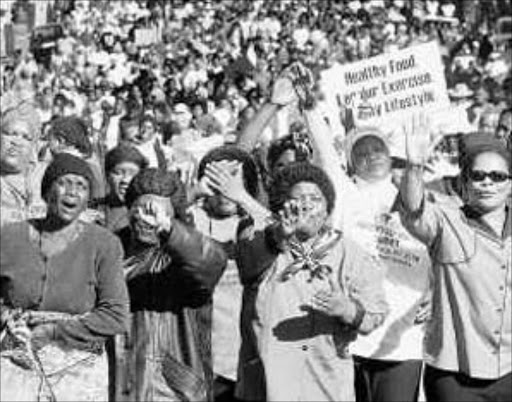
[391,157,407,169]
[468,170,511,183]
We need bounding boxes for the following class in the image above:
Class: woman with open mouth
[235,162,389,401]
[0,152,130,401]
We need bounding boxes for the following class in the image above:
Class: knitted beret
[105,144,149,173]
[268,162,336,215]
[124,168,188,221]
[197,145,260,198]
[41,153,95,201]
[49,116,92,157]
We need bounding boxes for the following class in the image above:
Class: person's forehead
[58,173,89,184]
[134,194,172,206]
[290,181,324,195]
[112,161,141,172]
[353,135,387,151]
[472,151,509,170]
[4,119,31,134]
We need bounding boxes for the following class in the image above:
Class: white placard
[321,41,450,134]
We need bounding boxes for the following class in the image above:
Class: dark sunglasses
[468,170,511,183]
[391,157,407,169]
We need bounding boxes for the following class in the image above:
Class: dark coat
[114,220,227,401]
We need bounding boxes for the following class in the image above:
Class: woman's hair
[268,162,335,215]
[198,145,260,198]
[459,135,511,181]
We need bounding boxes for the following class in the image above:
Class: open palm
[403,113,443,166]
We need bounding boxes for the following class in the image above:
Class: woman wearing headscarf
[0,153,130,401]
[114,168,227,401]
[235,162,388,401]
[90,144,149,233]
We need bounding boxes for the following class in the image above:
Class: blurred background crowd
[1,0,511,184]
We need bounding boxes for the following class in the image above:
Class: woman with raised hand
[235,162,388,401]
[398,114,512,402]
[114,168,227,401]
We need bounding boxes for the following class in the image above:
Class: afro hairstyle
[268,162,336,215]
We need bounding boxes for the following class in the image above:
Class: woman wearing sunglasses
[398,115,512,402]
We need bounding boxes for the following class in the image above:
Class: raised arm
[399,114,444,245]
[236,70,298,152]
[290,62,354,230]
[303,104,354,230]
[401,114,431,213]
[236,103,280,152]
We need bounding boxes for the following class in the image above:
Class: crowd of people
[1,0,511,401]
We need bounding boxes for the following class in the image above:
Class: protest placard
[320,41,450,135]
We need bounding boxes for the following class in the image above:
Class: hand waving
[270,69,298,107]
[287,62,315,108]
[278,199,301,238]
[403,113,442,166]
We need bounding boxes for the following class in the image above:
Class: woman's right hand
[270,71,298,107]
[403,113,443,166]
[137,199,173,235]
[277,200,301,239]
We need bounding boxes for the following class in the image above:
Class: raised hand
[137,198,173,234]
[403,113,441,166]
[278,199,301,238]
[287,62,315,108]
[204,160,245,203]
[270,69,298,107]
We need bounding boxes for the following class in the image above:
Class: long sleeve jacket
[115,220,227,402]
